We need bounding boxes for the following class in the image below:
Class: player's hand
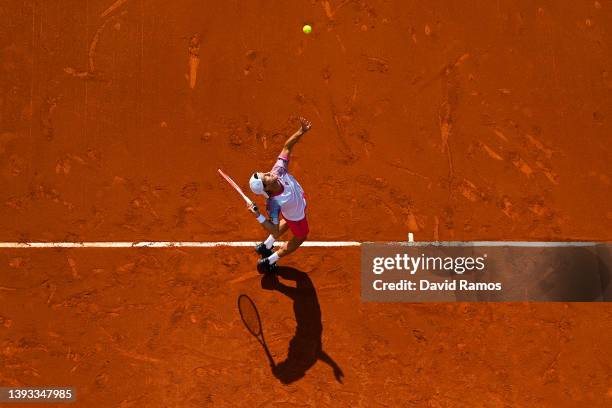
[298,117,312,133]
[247,202,259,216]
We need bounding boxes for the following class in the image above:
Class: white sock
[268,252,280,264]
[264,234,275,249]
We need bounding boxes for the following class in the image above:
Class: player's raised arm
[280,117,311,159]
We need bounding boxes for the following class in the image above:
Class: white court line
[0,241,603,248]
[396,241,600,247]
[0,241,361,248]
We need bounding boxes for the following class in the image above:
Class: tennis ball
[303,24,312,34]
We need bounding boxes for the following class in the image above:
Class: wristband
[256,214,266,223]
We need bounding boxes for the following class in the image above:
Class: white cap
[249,173,268,197]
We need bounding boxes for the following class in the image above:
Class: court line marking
[0,241,360,248]
[390,241,600,247]
[0,241,602,248]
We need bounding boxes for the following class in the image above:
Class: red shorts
[284,216,309,239]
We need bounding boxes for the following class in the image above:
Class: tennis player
[247,117,311,273]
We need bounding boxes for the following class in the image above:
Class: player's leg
[255,219,288,257]
[274,219,289,239]
[275,235,307,258]
[258,217,308,273]
[259,235,307,273]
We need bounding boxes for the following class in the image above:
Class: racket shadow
[237,294,275,368]
[260,267,344,385]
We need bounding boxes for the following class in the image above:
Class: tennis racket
[217,169,258,212]
[237,294,274,366]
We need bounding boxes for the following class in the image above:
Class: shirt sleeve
[270,154,289,177]
[266,198,281,225]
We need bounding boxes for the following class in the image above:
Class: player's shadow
[261,267,344,384]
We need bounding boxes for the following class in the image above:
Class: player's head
[249,172,278,197]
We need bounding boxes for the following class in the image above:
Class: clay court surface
[1,0,611,406]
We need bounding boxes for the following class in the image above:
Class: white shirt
[266,156,306,223]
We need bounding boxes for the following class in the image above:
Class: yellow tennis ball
[303,24,312,34]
